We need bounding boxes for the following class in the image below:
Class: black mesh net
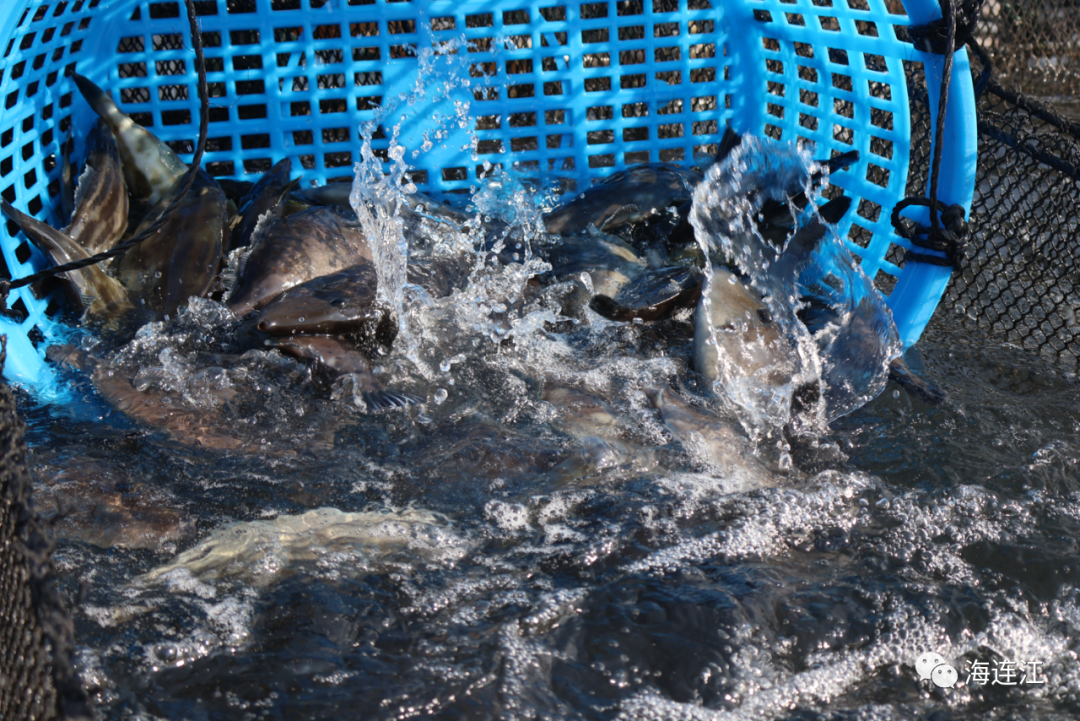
[899,1,1080,377]
[0,341,91,721]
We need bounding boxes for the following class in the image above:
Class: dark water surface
[17,284,1080,721]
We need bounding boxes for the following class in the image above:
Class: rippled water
[16,213,1080,721]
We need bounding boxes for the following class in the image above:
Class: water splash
[690,136,825,437]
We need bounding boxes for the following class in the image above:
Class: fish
[47,344,336,454]
[227,205,373,316]
[589,265,703,322]
[544,228,647,298]
[136,507,469,586]
[271,335,423,410]
[0,200,133,320]
[543,163,703,236]
[31,455,193,551]
[117,168,227,316]
[229,158,299,253]
[64,119,129,254]
[647,387,775,488]
[254,253,471,338]
[694,265,798,389]
[73,73,187,223]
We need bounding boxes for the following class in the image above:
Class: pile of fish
[4,73,943,546]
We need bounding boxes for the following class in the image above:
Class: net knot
[908,0,984,55]
[891,198,968,269]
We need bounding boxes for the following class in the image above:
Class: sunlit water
[17,200,1080,719]
[15,52,1080,718]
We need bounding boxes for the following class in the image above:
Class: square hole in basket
[623,127,648,142]
[868,80,892,101]
[767,103,784,119]
[541,5,567,21]
[587,130,613,145]
[442,166,467,181]
[798,65,818,84]
[857,198,881,222]
[477,139,503,154]
[587,105,613,121]
[819,15,840,31]
[623,102,648,118]
[799,113,818,131]
[873,269,896,295]
[511,136,538,152]
[658,99,682,115]
[870,135,892,159]
[833,124,853,145]
[800,88,819,107]
[693,119,717,136]
[546,134,566,149]
[621,74,646,89]
[588,153,615,168]
[785,13,806,26]
[866,163,889,188]
[834,98,854,118]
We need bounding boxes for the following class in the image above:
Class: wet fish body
[118,168,227,316]
[65,119,129,254]
[229,158,297,253]
[0,201,133,320]
[590,265,703,322]
[544,163,703,236]
[228,206,373,316]
[255,254,471,337]
[73,73,187,222]
[272,335,422,409]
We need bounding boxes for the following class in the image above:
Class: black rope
[891,0,978,271]
[0,0,209,301]
[907,0,983,54]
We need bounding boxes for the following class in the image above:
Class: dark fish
[118,168,227,316]
[227,206,373,316]
[254,262,384,336]
[216,178,257,204]
[255,254,471,337]
[589,265,703,322]
[296,182,353,208]
[73,73,187,222]
[230,158,298,253]
[32,455,193,551]
[543,163,703,236]
[887,357,947,405]
[66,119,130,254]
[272,335,423,410]
[1,200,132,320]
[647,387,775,486]
[544,230,646,298]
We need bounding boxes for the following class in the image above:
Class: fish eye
[757,308,773,324]
[331,298,348,308]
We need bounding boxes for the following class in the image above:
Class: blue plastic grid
[0,0,976,397]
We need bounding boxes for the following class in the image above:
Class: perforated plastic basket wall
[0,0,975,397]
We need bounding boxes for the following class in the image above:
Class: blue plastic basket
[0,0,975,397]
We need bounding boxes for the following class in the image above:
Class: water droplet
[434,388,448,404]
[892,389,900,399]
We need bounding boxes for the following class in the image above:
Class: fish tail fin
[818,195,853,225]
[1,200,88,264]
[589,294,633,322]
[888,358,947,405]
[72,74,130,132]
[826,150,860,175]
[715,127,742,164]
[362,389,425,411]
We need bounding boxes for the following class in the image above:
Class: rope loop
[891,198,969,268]
[908,0,984,55]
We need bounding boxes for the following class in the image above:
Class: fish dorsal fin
[221,244,255,298]
[599,203,640,231]
[67,161,101,229]
[1,200,89,264]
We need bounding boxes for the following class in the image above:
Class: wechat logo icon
[916,651,958,688]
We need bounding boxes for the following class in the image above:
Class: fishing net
[906,0,1080,376]
[0,344,90,721]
